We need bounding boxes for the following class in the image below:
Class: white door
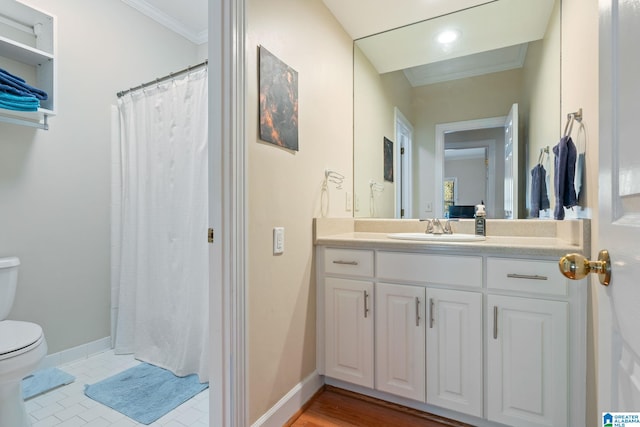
[325,277,374,387]
[487,295,568,427]
[375,282,425,401]
[426,288,483,417]
[597,0,640,415]
[504,103,519,219]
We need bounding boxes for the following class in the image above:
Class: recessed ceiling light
[436,29,461,45]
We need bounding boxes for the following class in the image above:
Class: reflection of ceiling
[321,0,494,40]
[355,0,555,75]
[120,0,208,45]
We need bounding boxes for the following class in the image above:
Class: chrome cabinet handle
[364,290,369,318]
[507,273,548,281]
[493,306,498,339]
[333,260,358,266]
[415,297,421,327]
[429,298,435,328]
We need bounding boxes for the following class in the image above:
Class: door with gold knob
[597,0,640,414]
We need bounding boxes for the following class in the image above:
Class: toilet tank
[0,257,20,320]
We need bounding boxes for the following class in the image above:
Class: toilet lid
[0,320,43,357]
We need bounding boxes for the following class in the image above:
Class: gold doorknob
[559,250,611,286]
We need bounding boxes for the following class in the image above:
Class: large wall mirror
[353,0,560,219]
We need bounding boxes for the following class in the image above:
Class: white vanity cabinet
[375,282,425,401]
[426,288,483,417]
[321,249,375,387]
[316,245,585,427]
[486,257,573,427]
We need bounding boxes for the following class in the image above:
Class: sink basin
[387,233,486,242]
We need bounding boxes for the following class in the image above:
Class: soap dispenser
[475,204,486,236]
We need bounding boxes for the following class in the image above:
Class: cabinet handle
[507,273,548,281]
[429,298,435,328]
[364,290,369,318]
[493,306,498,339]
[416,297,421,327]
[333,260,358,265]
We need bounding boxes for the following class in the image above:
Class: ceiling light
[436,29,460,45]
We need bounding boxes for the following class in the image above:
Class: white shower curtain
[113,67,209,382]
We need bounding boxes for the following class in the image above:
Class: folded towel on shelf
[553,135,578,220]
[0,67,48,100]
[530,164,550,218]
[0,91,40,112]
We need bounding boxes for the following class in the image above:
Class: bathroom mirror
[353,0,560,219]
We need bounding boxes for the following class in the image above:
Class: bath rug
[84,362,208,425]
[22,367,75,399]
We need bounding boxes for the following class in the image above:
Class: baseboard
[39,336,111,370]
[251,371,323,427]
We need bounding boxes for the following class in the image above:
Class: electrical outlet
[346,192,352,212]
[425,201,433,212]
[273,227,284,254]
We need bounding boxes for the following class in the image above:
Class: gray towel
[553,136,578,220]
[530,164,550,218]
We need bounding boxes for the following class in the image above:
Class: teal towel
[0,91,40,112]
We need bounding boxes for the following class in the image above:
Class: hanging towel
[553,135,578,220]
[0,68,48,100]
[576,152,586,205]
[530,164,550,218]
[0,91,40,112]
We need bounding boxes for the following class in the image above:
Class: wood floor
[286,386,473,427]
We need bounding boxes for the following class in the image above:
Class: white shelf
[0,1,56,130]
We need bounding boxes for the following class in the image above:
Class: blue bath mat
[84,362,208,425]
[22,368,75,399]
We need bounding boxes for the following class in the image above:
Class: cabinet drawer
[377,252,482,287]
[324,248,374,277]
[487,258,567,296]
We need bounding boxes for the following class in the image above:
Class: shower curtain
[113,67,209,382]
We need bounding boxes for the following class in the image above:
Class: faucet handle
[443,219,452,234]
[420,219,433,233]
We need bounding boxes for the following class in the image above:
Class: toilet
[0,257,47,427]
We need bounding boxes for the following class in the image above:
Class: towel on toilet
[553,135,578,220]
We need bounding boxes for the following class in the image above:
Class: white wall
[0,0,199,353]
[246,0,353,422]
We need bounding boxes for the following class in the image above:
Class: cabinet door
[426,288,483,417]
[375,283,425,401]
[487,295,568,427]
[325,277,374,387]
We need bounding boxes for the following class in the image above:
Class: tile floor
[26,350,209,427]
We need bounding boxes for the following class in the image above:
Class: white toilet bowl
[0,320,48,427]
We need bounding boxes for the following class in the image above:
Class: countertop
[313,218,590,258]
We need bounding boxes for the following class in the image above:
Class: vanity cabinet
[486,257,571,427]
[426,288,483,417]
[317,245,585,427]
[375,282,425,401]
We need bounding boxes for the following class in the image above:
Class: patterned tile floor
[26,350,209,427]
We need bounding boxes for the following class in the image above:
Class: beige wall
[0,0,199,354]
[354,47,412,218]
[522,0,561,217]
[246,0,353,422]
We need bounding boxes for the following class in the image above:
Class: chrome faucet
[421,218,452,234]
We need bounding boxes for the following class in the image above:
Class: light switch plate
[273,227,284,254]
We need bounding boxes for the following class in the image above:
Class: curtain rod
[117,60,208,98]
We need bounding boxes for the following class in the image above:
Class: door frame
[209,0,248,425]
[395,107,413,218]
[435,116,505,218]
